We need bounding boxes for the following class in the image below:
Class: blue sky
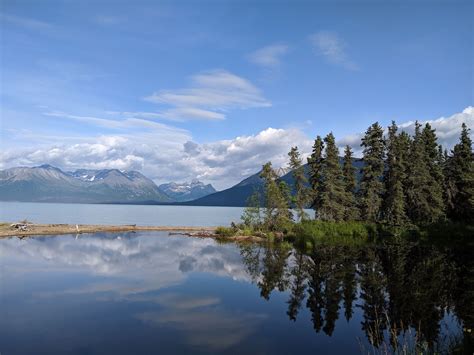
[1,0,473,188]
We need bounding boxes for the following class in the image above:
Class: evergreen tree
[445,123,474,221]
[421,123,445,220]
[360,123,385,222]
[443,148,456,213]
[342,145,359,220]
[307,136,324,218]
[288,146,309,221]
[382,122,407,225]
[241,190,262,229]
[260,162,292,230]
[438,145,445,167]
[318,133,346,221]
[397,130,412,206]
[278,181,294,224]
[406,122,443,224]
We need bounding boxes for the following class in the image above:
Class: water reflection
[0,233,472,354]
[239,239,473,352]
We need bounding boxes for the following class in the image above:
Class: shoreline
[0,222,216,238]
[0,222,264,242]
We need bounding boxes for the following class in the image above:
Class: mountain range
[0,165,214,204]
[158,180,216,202]
[0,159,364,206]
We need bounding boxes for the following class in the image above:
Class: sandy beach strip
[0,222,216,238]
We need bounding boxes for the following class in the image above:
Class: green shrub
[290,220,376,247]
[215,226,236,237]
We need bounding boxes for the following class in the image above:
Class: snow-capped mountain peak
[158,180,216,202]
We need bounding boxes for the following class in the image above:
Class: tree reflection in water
[239,239,473,352]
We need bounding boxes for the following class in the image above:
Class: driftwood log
[10,223,32,231]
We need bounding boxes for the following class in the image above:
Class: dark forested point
[237,122,472,241]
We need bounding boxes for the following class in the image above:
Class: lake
[0,201,314,226]
[0,232,471,354]
[0,201,246,226]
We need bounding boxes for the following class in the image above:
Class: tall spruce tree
[443,148,455,213]
[397,131,412,202]
[288,146,309,221]
[445,123,474,222]
[342,145,359,220]
[421,123,446,220]
[360,123,385,222]
[318,133,346,221]
[405,122,439,224]
[308,136,324,219]
[260,162,292,230]
[382,122,407,225]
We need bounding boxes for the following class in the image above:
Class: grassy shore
[2,219,471,246]
[0,221,266,243]
[214,219,474,247]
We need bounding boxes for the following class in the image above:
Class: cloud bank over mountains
[1,107,472,190]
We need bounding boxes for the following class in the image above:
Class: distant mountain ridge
[0,165,171,203]
[158,180,216,202]
[183,158,364,207]
[0,160,363,206]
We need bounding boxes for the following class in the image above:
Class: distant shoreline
[0,222,217,238]
[0,200,248,207]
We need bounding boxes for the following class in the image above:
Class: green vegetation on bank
[219,121,473,245]
[289,220,376,248]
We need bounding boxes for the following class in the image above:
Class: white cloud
[247,44,289,68]
[309,31,358,70]
[105,110,225,122]
[174,127,312,187]
[43,110,190,131]
[398,106,474,148]
[160,107,225,121]
[0,124,308,189]
[337,107,474,156]
[144,70,271,121]
[1,108,472,189]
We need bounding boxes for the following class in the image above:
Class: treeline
[251,121,473,230]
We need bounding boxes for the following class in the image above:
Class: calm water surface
[0,201,246,226]
[0,232,471,354]
[0,201,314,226]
